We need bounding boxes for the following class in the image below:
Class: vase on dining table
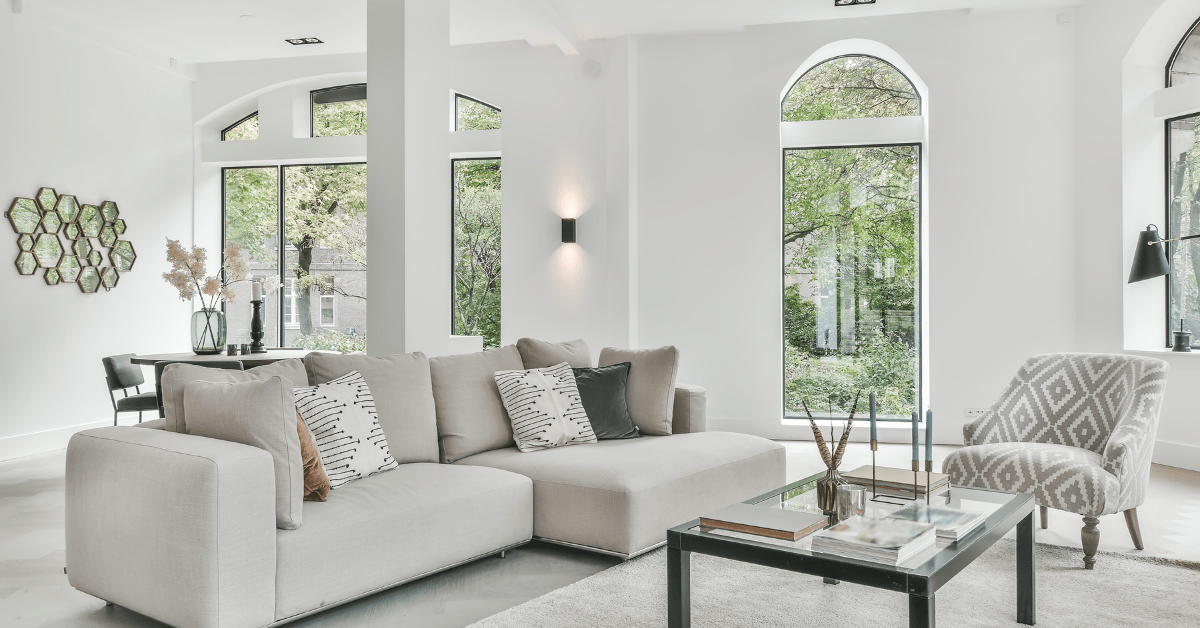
[191,308,227,355]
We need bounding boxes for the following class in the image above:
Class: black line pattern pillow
[494,362,597,453]
[294,371,399,488]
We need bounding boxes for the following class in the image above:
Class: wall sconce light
[562,218,577,243]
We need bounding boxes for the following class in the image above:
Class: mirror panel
[111,240,136,272]
[34,234,64,268]
[36,188,58,212]
[8,199,41,234]
[44,268,60,285]
[100,267,119,290]
[58,255,81,282]
[56,196,79,223]
[78,266,100,293]
[15,251,36,275]
[100,201,119,222]
[78,204,103,238]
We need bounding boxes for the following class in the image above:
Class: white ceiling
[35,0,1084,64]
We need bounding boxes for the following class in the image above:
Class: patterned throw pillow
[494,362,597,453]
[294,371,399,488]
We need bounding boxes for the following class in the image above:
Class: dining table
[130,348,312,369]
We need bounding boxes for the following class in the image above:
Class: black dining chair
[102,354,160,426]
[153,360,245,418]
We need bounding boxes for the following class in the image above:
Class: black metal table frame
[667,474,1036,628]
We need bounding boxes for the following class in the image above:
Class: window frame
[310,84,368,138]
[1166,15,1200,88]
[780,141,924,422]
[221,111,259,141]
[1163,112,1200,348]
[221,160,367,346]
[453,93,502,132]
[782,54,922,122]
[450,156,502,339]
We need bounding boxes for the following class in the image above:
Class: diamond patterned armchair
[942,353,1169,568]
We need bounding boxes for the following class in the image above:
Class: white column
[605,35,639,349]
[366,0,406,356]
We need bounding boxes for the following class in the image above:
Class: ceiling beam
[513,0,581,56]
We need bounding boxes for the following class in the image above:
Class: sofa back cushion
[184,376,304,530]
[161,359,308,433]
[302,352,439,464]
[598,346,680,436]
[516,338,592,369]
[429,345,524,463]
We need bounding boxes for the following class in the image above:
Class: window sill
[782,417,920,429]
[1126,348,1200,357]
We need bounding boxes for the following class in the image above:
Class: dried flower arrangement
[162,239,278,352]
[803,394,860,513]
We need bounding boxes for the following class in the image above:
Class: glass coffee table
[667,472,1036,628]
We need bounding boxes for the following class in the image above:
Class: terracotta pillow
[297,411,331,502]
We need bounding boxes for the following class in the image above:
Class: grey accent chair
[942,353,1169,569]
[102,354,159,426]
[152,360,244,418]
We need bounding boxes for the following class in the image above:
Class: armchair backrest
[965,353,1169,456]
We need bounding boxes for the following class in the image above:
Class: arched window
[311,84,367,137]
[782,55,919,122]
[1166,21,1200,347]
[455,94,501,131]
[782,54,923,420]
[222,112,259,141]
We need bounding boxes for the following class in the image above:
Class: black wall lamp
[1128,224,1200,283]
[562,218,577,243]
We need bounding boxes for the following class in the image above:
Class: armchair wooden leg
[1039,506,1048,529]
[1081,516,1100,569]
[1123,509,1144,550]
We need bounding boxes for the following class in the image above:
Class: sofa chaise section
[454,431,786,558]
[273,463,532,621]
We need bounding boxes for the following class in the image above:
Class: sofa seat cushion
[274,463,533,621]
[943,442,1120,517]
[454,432,786,557]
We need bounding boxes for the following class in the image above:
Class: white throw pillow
[294,371,399,488]
[494,362,597,453]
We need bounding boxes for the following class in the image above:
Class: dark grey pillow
[572,363,640,440]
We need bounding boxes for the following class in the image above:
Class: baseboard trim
[0,421,109,462]
[1153,440,1200,472]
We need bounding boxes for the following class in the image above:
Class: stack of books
[700,503,829,541]
[841,465,950,497]
[810,516,936,565]
[886,502,986,542]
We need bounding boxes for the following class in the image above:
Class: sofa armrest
[672,384,707,434]
[66,427,277,628]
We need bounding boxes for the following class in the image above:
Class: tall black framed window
[1165,19,1200,348]
[451,158,502,348]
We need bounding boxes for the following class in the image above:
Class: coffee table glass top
[678,472,1032,575]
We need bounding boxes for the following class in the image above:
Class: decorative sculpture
[803,394,860,514]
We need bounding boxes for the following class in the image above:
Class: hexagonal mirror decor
[58,255,81,283]
[8,198,41,234]
[73,237,92,261]
[18,234,33,251]
[33,234,64,268]
[87,249,103,267]
[36,188,57,212]
[78,266,100,293]
[78,204,103,238]
[15,251,36,275]
[41,211,62,234]
[100,267,119,290]
[64,222,80,240]
[44,268,60,285]
[100,201,119,222]
[113,218,126,235]
[99,226,117,248]
[56,195,80,223]
[111,240,136,272]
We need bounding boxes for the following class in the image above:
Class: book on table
[699,503,828,541]
[841,465,950,496]
[810,515,937,565]
[886,502,986,542]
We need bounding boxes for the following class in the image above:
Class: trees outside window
[782,56,922,418]
[1167,24,1200,347]
[456,94,501,131]
[312,84,367,137]
[222,112,259,141]
[453,158,501,348]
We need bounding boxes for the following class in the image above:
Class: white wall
[634,9,1078,446]
[0,9,194,459]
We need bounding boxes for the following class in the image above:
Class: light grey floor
[2,443,1198,627]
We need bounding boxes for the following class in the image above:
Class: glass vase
[192,308,227,355]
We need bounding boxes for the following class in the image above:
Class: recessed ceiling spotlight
[834,0,876,5]
[286,37,324,45]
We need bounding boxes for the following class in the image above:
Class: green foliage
[456,96,501,131]
[290,329,367,353]
[783,56,919,122]
[313,100,367,137]
[453,159,502,348]
[224,167,278,266]
[784,285,818,353]
[785,331,916,417]
[224,114,259,141]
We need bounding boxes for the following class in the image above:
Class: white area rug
[468,541,1199,627]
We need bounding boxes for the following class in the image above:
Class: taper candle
[869,393,877,443]
[911,411,919,470]
[925,409,934,465]
[252,281,262,302]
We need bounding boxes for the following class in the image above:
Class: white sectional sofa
[65,347,785,628]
